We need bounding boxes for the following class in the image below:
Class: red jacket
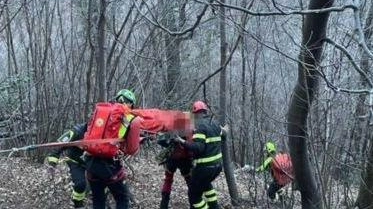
[120,116,143,155]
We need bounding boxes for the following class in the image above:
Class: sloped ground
[0,148,355,209]
[0,152,296,209]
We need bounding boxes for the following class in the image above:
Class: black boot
[160,192,170,209]
[207,201,220,209]
[72,199,84,208]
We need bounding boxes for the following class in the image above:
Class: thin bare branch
[0,1,25,33]
[324,38,373,88]
[194,0,356,16]
[352,0,373,59]
[188,34,242,100]
[134,0,210,36]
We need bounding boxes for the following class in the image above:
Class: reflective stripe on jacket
[118,114,135,140]
[192,116,222,166]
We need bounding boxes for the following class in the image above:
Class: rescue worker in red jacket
[256,142,294,200]
[84,89,143,209]
[174,101,226,209]
[46,123,88,208]
[156,133,193,209]
[256,141,279,199]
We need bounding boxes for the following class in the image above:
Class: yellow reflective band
[193,200,207,209]
[205,137,221,143]
[118,125,127,139]
[72,190,86,201]
[47,156,59,164]
[194,153,222,164]
[61,157,78,164]
[68,130,74,138]
[118,114,135,139]
[125,114,135,125]
[193,133,206,139]
[203,189,216,196]
[57,130,74,142]
[206,196,218,202]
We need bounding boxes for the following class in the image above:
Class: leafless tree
[287,0,334,208]
[355,1,373,208]
[96,0,107,102]
[218,0,240,205]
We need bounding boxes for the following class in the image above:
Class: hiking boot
[73,199,84,208]
[207,202,220,209]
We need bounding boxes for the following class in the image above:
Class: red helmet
[192,101,208,113]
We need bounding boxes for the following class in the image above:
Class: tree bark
[219,0,239,205]
[355,2,373,208]
[162,0,182,108]
[287,0,334,208]
[96,0,107,102]
[85,0,95,118]
[356,140,373,209]
[239,33,247,167]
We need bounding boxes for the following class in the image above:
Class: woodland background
[0,0,372,208]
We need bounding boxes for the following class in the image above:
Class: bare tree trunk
[106,2,143,94]
[161,0,183,108]
[239,0,251,167]
[239,33,247,167]
[355,2,373,208]
[287,0,334,208]
[219,0,239,205]
[96,0,107,102]
[4,6,15,150]
[85,0,95,117]
[356,137,373,209]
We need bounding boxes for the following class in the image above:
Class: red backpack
[83,102,131,158]
[271,153,294,186]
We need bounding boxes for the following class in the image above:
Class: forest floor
[0,147,355,209]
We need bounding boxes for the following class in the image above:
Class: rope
[0,137,150,156]
[0,138,121,155]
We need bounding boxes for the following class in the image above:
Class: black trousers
[267,180,283,199]
[67,162,87,194]
[89,179,130,209]
[67,161,87,208]
[162,158,192,194]
[85,157,129,209]
[189,164,222,209]
[165,158,193,175]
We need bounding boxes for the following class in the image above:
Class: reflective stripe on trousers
[204,189,218,202]
[72,189,86,201]
[193,199,208,209]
